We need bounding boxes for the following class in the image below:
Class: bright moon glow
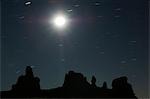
[53,15,67,28]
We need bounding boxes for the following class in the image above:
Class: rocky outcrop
[1,66,137,98]
[112,76,137,98]
[10,66,40,97]
[63,71,90,89]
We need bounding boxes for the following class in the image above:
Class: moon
[52,14,68,29]
[54,16,66,27]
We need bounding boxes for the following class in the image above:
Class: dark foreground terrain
[1,66,137,98]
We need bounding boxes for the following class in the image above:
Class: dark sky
[1,0,149,98]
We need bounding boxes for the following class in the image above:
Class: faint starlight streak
[131,58,137,61]
[99,51,105,54]
[58,44,64,47]
[97,16,103,18]
[31,65,35,68]
[96,46,100,49]
[121,60,127,64]
[128,40,137,45]
[114,8,122,11]
[15,70,21,74]
[95,2,100,6]
[67,9,73,13]
[130,40,137,43]
[114,15,120,18]
[61,58,65,62]
[25,1,32,6]
[74,4,80,7]
[18,16,25,20]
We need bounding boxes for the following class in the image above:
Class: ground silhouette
[1,66,137,98]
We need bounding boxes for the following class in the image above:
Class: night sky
[1,0,149,98]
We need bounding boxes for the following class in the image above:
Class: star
[97,16,103,18]
[61,58,65,62]
[25,1,32,6]
[114,15,120,18]
[31,65,35,68]
[15,70,21,74]
[67,9,73,13]
[130,40,137,43]
[114,8,121,11]
[128,40,137,45]
[95,2,100,6]
[18,16,25,20]
[121,60,126,64]
[131,58,137,61]
[99,51,105,54]
[74,4,80,7]
[96,46,100,49]
[58,44,64,47]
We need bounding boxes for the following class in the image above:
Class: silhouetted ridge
[1,66,137,98]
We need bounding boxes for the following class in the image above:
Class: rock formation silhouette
[102,81,107,89]
[91,76,97,88]
[1,66,137,98]
[111,76,136,98]
[3,66,40,97]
